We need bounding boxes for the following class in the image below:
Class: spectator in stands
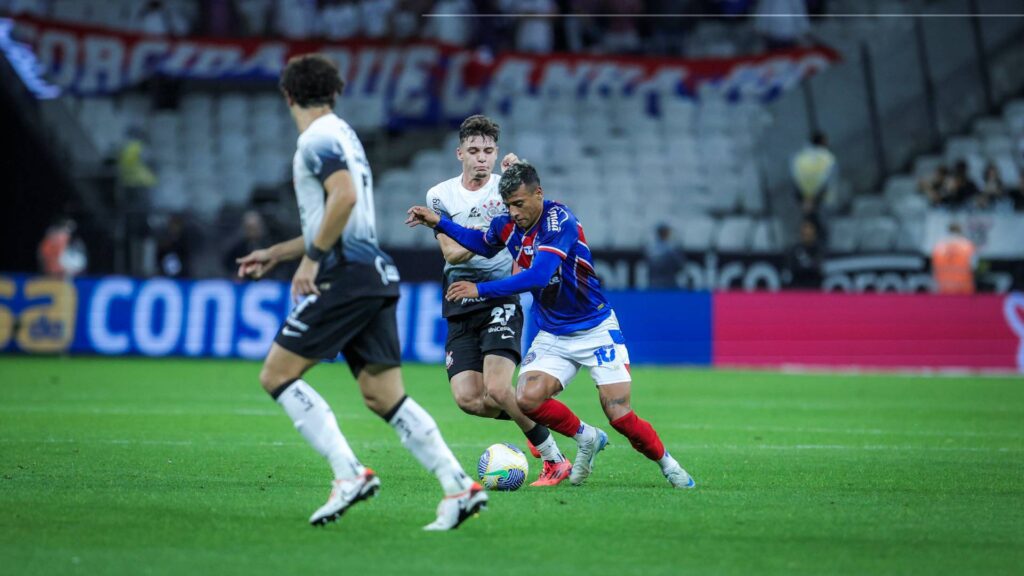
[918,164,949,206]
[117,126,158,207]
[156,214,192,278]
[37,218,87,278]
[645,223,685,289]
[791,131,836,225]
[931,222,976,294]
[944,159,979,208]
[976,162,1012,212]
[223,210,273,277]
[785,218,822,289]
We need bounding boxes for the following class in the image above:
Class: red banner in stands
[713,292,1024,372]
[6,15,839,125]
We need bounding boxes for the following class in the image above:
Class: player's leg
[347,299,486,530]
[260,341,376,525]
[450,370,502,417]
[517,334,609,486]
[482,354,570,486]
[595,381,694,489]
[585,312,695,489]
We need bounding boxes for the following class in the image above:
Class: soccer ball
[477,443,529,491]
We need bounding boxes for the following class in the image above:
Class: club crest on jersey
[482,199,506,221]
[546,207,569,232]
[523,245,534,256]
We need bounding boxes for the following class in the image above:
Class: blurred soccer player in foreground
[407,162,695,489]
[237,54,485,530]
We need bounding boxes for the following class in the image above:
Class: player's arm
[445,251,560,301]
[236,236,304,279]
[405,207,503,258]
[292,170,357,298]
[437,233,474,264]
[425,190,474,264]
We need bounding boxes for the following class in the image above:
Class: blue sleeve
[435,218,502,258]
[477,251,561,298]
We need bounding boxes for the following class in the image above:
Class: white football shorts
[520,311,631,387]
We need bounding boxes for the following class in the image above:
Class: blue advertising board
[0,274,712,366]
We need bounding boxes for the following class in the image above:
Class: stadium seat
[944,136,981,164]
[827,218,858,253]
[680,214,716,252]
[857,216,898,252]
[983,134,1014,157]
[882,176,916,203]
[914,155,944,179]
[851,195,889,217]
[714,216,752,252]
[750,218,782,253]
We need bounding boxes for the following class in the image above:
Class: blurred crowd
[918,160,1024,212]
[4,0,826,56]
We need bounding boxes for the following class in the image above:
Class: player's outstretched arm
[236,236,304,279]
[406,206,502,258]
[475,250,562,298]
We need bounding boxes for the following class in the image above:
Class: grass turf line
[0,356,1021,576]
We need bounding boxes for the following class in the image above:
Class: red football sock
[524,399,581,438]
[610,411,666,461]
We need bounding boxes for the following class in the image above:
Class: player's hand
[500,153,519,173]
[291,256,321,301]
[236,248,276,279]
[405,206,441,228]
[445,280,479,302]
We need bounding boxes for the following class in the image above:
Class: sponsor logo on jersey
[469,207,481,218]
[546,207,569,232]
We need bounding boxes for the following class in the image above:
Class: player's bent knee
[515,381,548,413]
[453,392,488,416]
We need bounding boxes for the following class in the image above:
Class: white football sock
[658,451,681,473]
[388,396,472,495]
[276,379,362,480]
[535,434,565,463]
[573,421,597,444]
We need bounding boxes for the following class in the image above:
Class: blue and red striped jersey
[483,200,611,334]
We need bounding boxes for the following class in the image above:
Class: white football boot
[422,482,488,531]
[664,464,696,489]
[569,427,609,486]
[309,468,381,526]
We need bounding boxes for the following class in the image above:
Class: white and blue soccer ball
[477,443,529,491]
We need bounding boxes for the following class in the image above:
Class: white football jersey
[426,174,515,312]
[293,113,387,270]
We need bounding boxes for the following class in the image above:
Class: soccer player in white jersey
[425,115,576,487]
[406,162,696,489]
[236,54,485,530]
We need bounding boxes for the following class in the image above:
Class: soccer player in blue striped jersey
[406,162,696,489]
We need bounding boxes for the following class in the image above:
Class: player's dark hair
[459,115,500,145]
[279,54,345,108]
[499,162,540,199]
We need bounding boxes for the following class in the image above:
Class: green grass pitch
[1,356,1022,575]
